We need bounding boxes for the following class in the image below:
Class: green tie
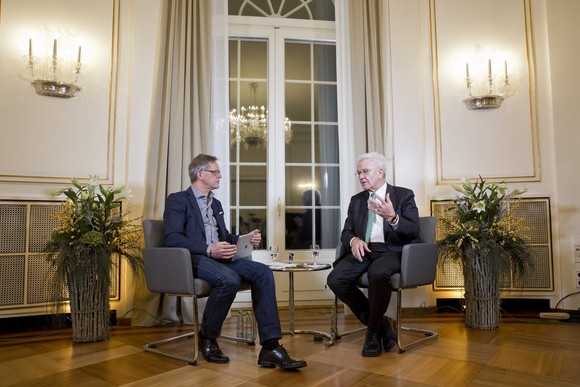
[364,192,376,243]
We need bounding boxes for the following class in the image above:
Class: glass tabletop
[267,263,331,272]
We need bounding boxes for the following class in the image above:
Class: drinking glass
[269,246,279,267]
[310,244,320,267]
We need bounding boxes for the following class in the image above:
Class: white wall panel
[0,0,119,185]
[430,0,540,183]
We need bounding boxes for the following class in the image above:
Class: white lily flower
[451,184,468,195]
[461,177,472,190]
[114,186,132,201]
[474,201,486,213]
[88,175,100,188]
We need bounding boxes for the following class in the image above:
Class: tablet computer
[233,233,255,260]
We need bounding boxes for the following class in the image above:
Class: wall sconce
[464,59,511,110]
[23,38,83,99]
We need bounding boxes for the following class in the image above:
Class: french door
[229,23,341,264]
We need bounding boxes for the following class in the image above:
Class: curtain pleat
[349,0,390,157]
[133,0,212,326]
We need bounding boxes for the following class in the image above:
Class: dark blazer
[340,184,420,253]
[163,186,238,256]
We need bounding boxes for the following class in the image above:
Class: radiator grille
[0,255,25,305]
[430,197,553,291]
[0,201,120,315]
[0,204,27,253]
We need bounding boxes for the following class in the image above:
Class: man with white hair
[327,152,420,357]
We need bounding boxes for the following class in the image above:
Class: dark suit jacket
[340,184,420,254]
[163,186,238,256]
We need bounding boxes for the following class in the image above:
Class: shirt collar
[371,182,387,199]
[191,185,213,201]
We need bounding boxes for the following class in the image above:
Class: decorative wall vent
[0,201,119,317]
[430,197,553,291]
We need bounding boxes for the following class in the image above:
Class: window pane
[229,81,238,161]
[285,124,311,163]
[229,40,238,78]
[286,83,311,122]
[314,84,337,122]
[320,209,341,249]
[230,166,237,206]
[238,209,267,248]
[314,125,338,163]
[240,40,267,79]
[313,44,336,82]
[315,166,340,206]
[239,166,266,206]
[285,166,311,207]
[286,207,321,250]
[285,42,310,80]
[230,0,335,21]
[281,0,335,21]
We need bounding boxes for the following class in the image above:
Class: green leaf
[432,195,452,201]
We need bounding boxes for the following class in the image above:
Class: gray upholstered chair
[327,216,439,353]
[142,219,255,365]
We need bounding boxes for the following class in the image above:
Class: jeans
[193,255,282,344]
[327,245,401,331]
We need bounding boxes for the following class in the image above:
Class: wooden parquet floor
[1,308,579,386]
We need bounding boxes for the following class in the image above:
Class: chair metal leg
[395,288,438,354]
[143,295,200,365]
[326,290,438,353]
[326,296,366,347]
[143,297,258,365]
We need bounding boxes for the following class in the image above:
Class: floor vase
[67,256,110,343]
[462,247,500,329]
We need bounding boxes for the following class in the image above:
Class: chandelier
[229,83,292,148]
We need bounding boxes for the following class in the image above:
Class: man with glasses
[327,152,420,357]
[164,153,306,370]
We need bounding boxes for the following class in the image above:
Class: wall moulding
[0,0,120,185]
[429,0,540,184]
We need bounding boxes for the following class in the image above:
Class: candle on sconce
[52,39,57,60]
[488,59,492,77]
[77,46,82,65]
[465,62,470,78]
[504,60,508,78]
[29,39,32,57]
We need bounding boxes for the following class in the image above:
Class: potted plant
[434,177,531,329]
[44,176,143,342]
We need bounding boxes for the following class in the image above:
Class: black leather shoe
[199,336,229,364]
[362,329,382,357]
[258,345,307,370]
[381,318,397,351]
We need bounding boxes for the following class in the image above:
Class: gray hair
[188,154,218,182]
[357,152,388,173]
[301,189,322,206]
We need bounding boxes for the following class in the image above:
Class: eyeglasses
[203,169,221,176]
[355,168,374,177]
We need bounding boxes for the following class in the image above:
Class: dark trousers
[327,243,401,331]
[192,256,282,345]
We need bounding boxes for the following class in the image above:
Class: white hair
[357,152,388,173]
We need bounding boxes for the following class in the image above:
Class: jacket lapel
[186,187,206,240]
[357,191,370,237]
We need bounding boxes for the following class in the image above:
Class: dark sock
[199,331,208,340]
[262,338,279,350]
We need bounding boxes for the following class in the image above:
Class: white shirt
[369,183,388,243]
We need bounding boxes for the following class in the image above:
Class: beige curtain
[132,0,213,326]
[349,0,390,158]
